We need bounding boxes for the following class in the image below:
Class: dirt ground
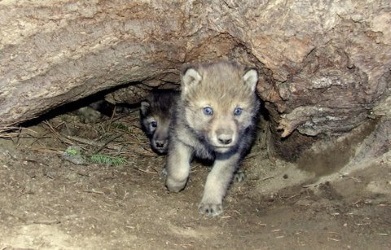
[0,107,390,250]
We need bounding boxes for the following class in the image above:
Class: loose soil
[0,108,390,249]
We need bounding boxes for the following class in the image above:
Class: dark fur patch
[140,89,179,154]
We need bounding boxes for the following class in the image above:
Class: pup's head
[181,61,259,154]
[140,91,176,154]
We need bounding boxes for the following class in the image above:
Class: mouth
[213,146,232,153]
[153,147,167,154]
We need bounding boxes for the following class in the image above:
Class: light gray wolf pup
[140,89,179,154]
[165,61,260,216]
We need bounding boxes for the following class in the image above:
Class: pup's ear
[243,68,258,92]
[140,101,150,116]
[181,67,202,94]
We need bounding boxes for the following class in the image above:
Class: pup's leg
[199,153,240,216]
[165,140,193,192]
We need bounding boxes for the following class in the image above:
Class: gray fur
[165,61,260,216]
[140,89,179,154]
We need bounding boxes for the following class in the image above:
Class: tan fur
[165,61,260,216]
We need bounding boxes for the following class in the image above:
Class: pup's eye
[150,121,157,128]
[233,107,243,116]
[203,107,213,116]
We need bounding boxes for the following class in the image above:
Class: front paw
[165,176,187,192]
[233,169,245,182]
[160,167,168,179]
[198,202,223,216]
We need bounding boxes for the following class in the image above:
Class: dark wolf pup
[165,61,260,216]
[140,89,179,154]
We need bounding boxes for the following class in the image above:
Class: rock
[0,0,389,161]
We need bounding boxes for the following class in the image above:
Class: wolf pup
[140,89,179,154]
[165,61,260,216]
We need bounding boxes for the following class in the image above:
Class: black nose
[218,138,232,145]
[155,141,166,148]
